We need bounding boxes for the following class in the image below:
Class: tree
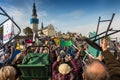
[0,26,3,40]
[23,27,33,36]
[0,26,3,35]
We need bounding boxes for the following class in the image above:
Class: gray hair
[83,59,109,80]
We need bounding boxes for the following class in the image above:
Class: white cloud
[67,13,120,41]
[4,6,29,35]
[108,14,120,40]
[0,5,48,35]
[1,4,120,42]
[60,10,84,19]
[37,11,47,18]
[68,24,96,37]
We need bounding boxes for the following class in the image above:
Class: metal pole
[0,18,9,26]
[95,16,101,40]
[90,28,113,39]
[105,13,115,36]
[0,7,21,47]
[94,29,120,41]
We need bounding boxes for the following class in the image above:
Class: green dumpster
[18,53,50,80]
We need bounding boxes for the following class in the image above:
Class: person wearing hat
[52,55,78,80]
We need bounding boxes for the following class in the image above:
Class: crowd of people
[0,34,120,80]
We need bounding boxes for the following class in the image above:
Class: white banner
[3,20,13,44]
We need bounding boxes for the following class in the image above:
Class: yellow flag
[16,43,21,50]
[53,38,59,45]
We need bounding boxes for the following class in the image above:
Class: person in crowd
[11,40,21,59]
[82,59,109,80]
[74,45,84,80]
[51,50,57,63]
[100,38,120,80]
[0,47,4,56]
[10,45,15,55]
[81,37,120,80]
[0,52,10,62]
[20,40,26,49]
[0,48,11,64]
[0,66,17,80]
[52,55,78,80]
[0,65,22,80]
[5,45,11,54]
[42,47,49,54]
[11,49,25,65]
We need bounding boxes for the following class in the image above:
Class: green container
[18,64,49,80]
[88,32,100,58]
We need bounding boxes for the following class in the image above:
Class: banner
[60,40,72,47]
[3,20,13,44]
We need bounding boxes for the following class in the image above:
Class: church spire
[32,0,37,17]
[41,22,44,29]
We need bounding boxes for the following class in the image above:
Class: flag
[60,40,72,47]
[53,38,59,45]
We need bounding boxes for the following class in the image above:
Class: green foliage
[0,26,3,35]
[23,27,33,36]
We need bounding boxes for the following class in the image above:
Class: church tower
[30,0,39,41]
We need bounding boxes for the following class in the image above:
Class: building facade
[29,1,55,37]
[38,24,55,37]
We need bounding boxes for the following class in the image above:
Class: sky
[0,0,120,40]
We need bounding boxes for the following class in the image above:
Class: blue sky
[0,0,120,39]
